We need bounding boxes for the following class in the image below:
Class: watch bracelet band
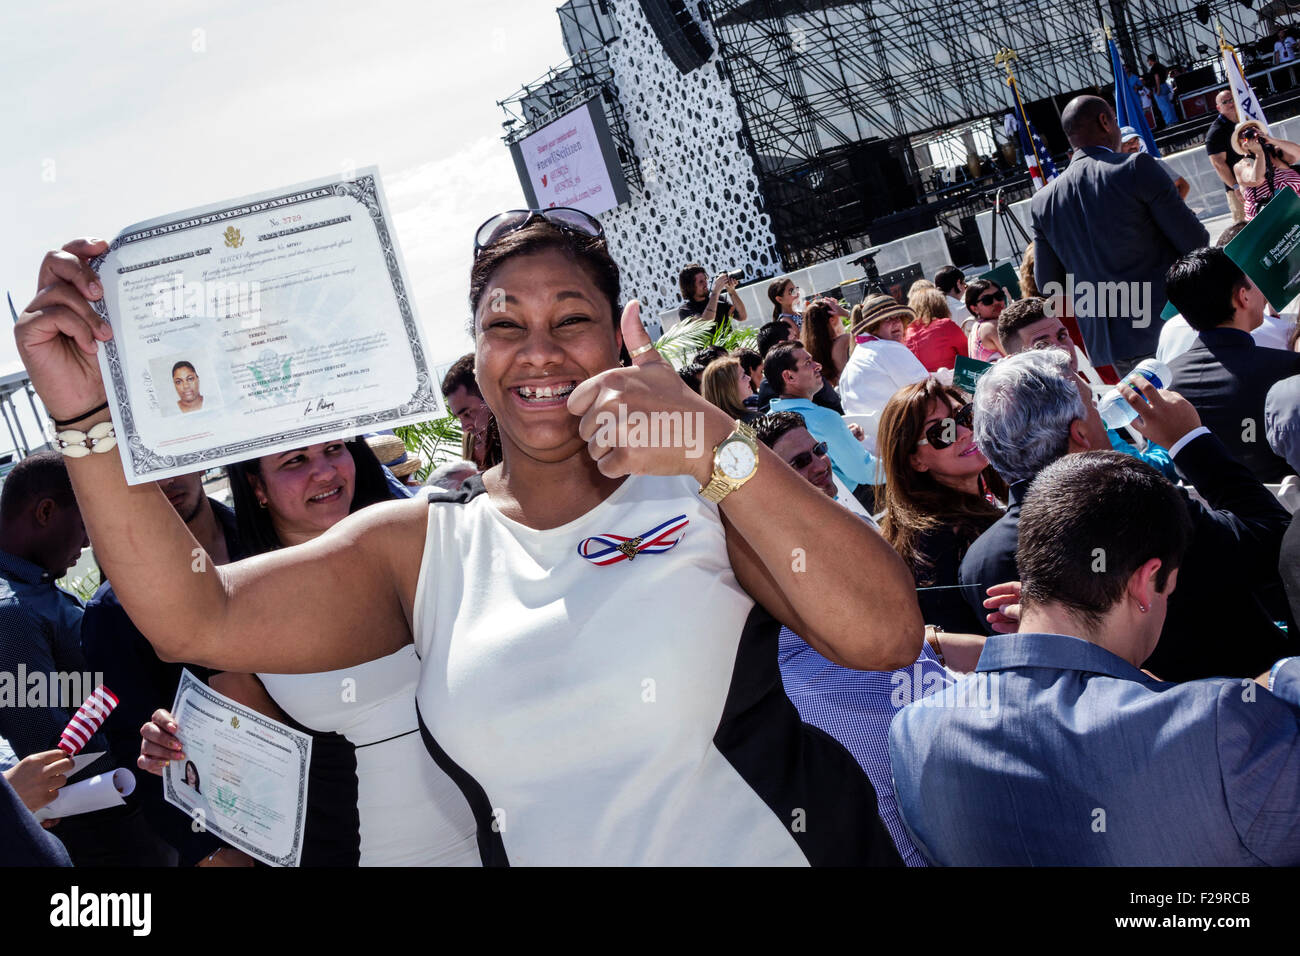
[699,420,758,503]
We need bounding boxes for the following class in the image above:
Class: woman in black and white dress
[19,218,923,865]
[139,439,479,866]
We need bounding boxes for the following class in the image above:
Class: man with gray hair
[958,349,1293,681]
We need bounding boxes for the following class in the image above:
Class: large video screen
[509,97,631,216]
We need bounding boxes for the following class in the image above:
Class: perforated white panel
[599,0,780,317]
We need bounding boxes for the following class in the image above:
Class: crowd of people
[3,89,1300,868]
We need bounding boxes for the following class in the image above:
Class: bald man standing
[1205,89,1246,222]
[1031,95,1208,377]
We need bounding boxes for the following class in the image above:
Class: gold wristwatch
[699,420,759,503]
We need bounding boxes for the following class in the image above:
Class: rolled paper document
[33,767,136,822]
[58,685,120,756]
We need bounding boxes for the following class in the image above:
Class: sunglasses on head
[788,441,828,471]
[1241,128,1260,141]
[916,402,974,450]
[977,291,1007,306]
[473,208,604,257]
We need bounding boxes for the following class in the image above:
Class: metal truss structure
[706,0,1263,266]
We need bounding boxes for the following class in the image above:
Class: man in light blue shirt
[765,342,881,489]
[890,450,1300,866]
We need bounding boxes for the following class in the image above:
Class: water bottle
[1097,359,1172,430]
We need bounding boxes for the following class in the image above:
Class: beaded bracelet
[53,421,117,457]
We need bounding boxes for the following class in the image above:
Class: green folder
[953,355,995,394]
[1223,188,1300,313]
[978,262,1022,301]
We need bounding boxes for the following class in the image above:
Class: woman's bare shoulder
[331,495,434,625]
[352,494,431,556]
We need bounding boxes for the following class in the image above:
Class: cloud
[386,135,526,363]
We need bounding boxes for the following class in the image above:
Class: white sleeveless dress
[412,474,899,866]
[259,644,479,866]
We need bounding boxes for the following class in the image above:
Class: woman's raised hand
[568,301,732,484]
[14,238,114,421]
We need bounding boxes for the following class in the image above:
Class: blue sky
[0,0,568,451]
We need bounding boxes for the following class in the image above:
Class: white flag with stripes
[1223,47,1270,133]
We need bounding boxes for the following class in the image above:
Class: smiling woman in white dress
[18,216,923,865]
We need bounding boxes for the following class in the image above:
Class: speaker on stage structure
[638,0,714,74]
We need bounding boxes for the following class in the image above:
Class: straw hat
[365,434,405,463]
[852,293,915,336]
[365,433,423,480]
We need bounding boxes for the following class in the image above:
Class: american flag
[1015,109,1058,190]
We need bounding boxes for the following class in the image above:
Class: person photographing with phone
[677,262,748,331]
[1232,120,1300,221]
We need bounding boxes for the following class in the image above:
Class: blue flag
[1109,37,1161,156]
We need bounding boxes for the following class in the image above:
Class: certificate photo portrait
[150,355,222,417]
[184,760,201,794]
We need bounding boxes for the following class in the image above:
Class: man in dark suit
[1165,246,1300,483]
[959,349,1292,681]
[1032,96,1209,376]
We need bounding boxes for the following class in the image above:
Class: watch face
[718,440,757,480]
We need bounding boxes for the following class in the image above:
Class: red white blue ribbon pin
[577,514,689,566]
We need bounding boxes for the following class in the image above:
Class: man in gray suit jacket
[1032,96,1209,374]
[891,451,1300,866]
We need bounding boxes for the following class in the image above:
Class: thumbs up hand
[567,301,733,484]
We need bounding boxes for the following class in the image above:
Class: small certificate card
[164,669,312,868]
[90,168,442,483]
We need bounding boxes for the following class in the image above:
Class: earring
[258,498,267,509]
[1138,603,1148,613]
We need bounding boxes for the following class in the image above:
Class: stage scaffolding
[497,1,644,195]
[707,0,1264,266]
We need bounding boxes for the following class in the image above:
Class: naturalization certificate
[89,167,442,483]
[164,669,312,868]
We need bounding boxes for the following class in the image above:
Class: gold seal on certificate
[164,669,312,868]
[88,168,442,484]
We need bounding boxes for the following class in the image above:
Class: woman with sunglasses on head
[1231,121,1300,220]
[963,279,1007,364]
[20,211,921,866]
[137,439,480,866]
[875,379,1007,635]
